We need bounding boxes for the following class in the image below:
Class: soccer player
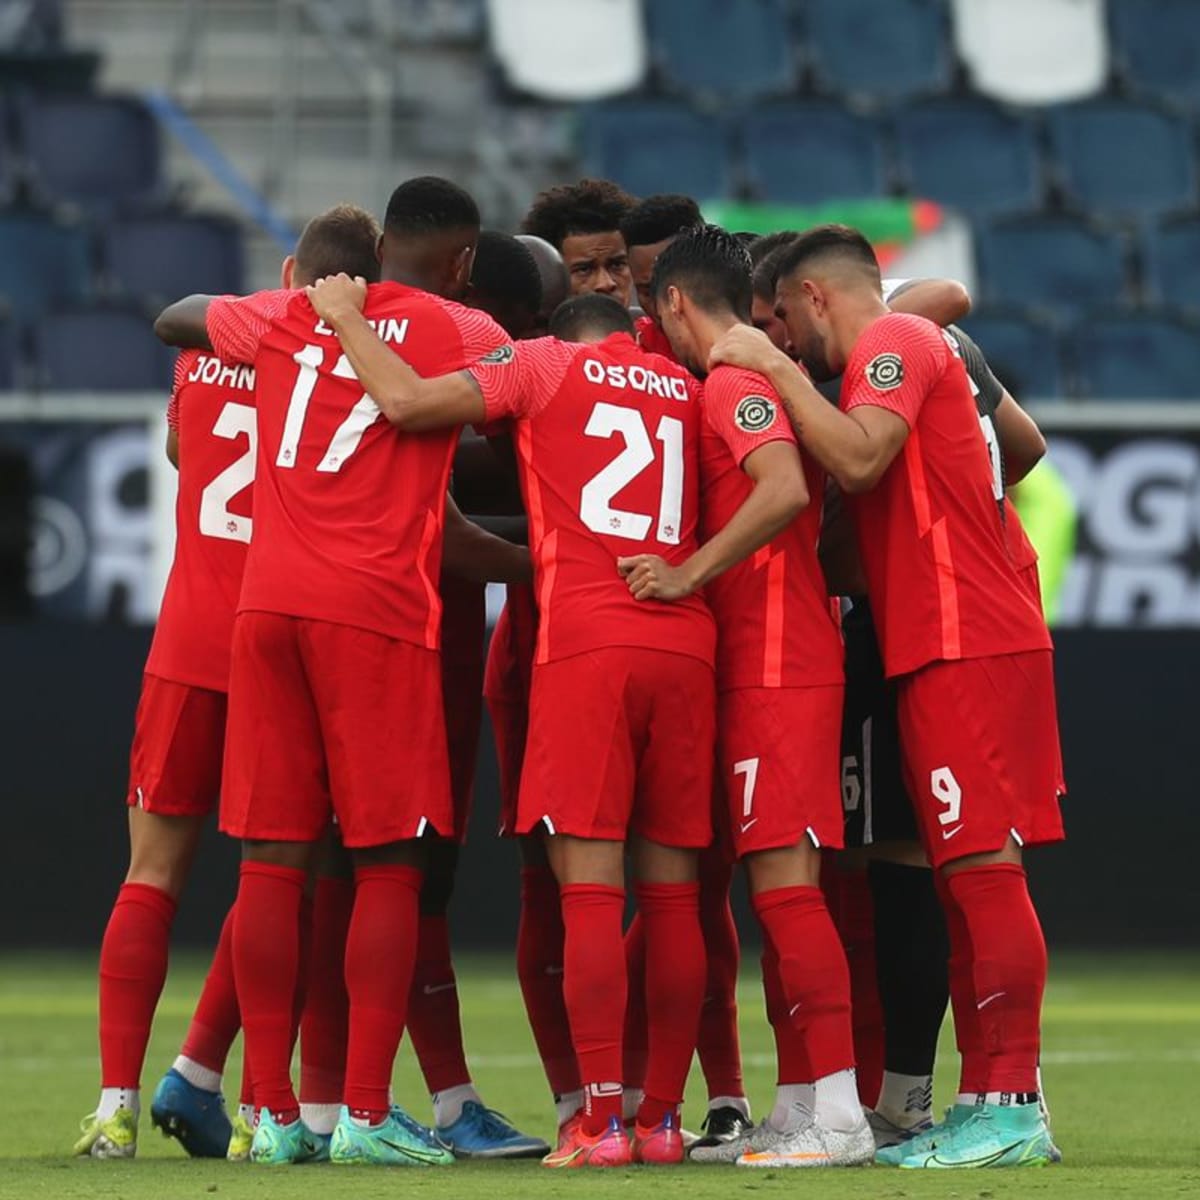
[515,233,570,334]
[619,192,703,331]
[522,178,635,300]
[73,205,384,1162]
[711,225,1065,1170]
[154,176,518,1168]
[619,225,874,1169]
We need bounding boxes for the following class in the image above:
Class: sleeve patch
[734,393,778,433]
[864,352,904,391]
[477,343,515,366]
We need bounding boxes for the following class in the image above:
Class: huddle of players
[75,173,1065,1172]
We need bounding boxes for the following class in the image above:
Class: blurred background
[0,0,1196,952]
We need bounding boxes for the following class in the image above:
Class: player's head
[747,229,801,268]
[379,175,481,300]
[466,231,543,339]
[619,193,703,320]
[772,224,882,381]
[751,247,795,355]
[285,204,382,289]
[522,178,636,299]
[547,292,636,345]
[650,223,753,376]
[515,233,569,335]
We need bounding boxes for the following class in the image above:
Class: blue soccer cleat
[436,1100,550,1159]
[149,1069,232,1159]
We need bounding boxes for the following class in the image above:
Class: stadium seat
[103,214,244,307]
[975,217,1129,318]
[1146,217,1200,313]
[894,98,1041,216]
[804,0,950,102]
[580,102,730,199]
[1110,0,1200,108]
[0,210,90,324]
[1048,100,1196,219]
[0,316,16,389]
[742,103,884,205]
[951,0,1108,105]
[486,0,646,100]
[35,306,172,391]
[1066,312,1200,401]
[20,93,161,213]
[645,0,795,104]
[958,310,1065,400]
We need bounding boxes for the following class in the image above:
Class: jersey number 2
[198,401,256,544]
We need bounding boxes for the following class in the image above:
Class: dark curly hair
[522,178,637,251]
[619,193,703,249]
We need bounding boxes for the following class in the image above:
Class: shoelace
[473,1106,520,1140]
[390,1107,445,1148]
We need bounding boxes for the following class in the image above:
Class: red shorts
[517,647,716,847]
[896,650,1065,870]
[487,693,529,836]
[221,612,452,848]
[717,684,845,858]
[127,673,226,817]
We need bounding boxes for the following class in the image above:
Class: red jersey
[206,282,507,646]
[469,332,715,667]
[635,314,679,364]
[700,365,842,692]
[145,349,255,692]
[841,313,1051,677]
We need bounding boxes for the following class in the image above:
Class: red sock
[517,866,580,1097]
[761,939,811,1083]
[697,853,743,1101]
[407,913,471,1094]
[343,864,422,1123]
[98,882,177,1088]
[621,913,647,1091]
[300,876,353,1105]
[825,866,883,1105]
[636,882,705,1128]
[754,886,855,1082]
[936,871,988,1095]
[290,893,314,1055]
[946,864,1046,1095]
[180,902,240,1076]
[560,883,626,1135]
[232,862,306,1123]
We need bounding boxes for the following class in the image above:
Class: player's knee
[744,840,822,895]
[125,811,205,898]
[939,834,1024,877]
[242,838,316,872]
[630,836,698,886]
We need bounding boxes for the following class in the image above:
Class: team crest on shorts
[865,352,904,391]
[735,394,777,433]
[478,344,515,365]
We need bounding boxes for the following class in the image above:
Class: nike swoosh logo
[379,1138,445,1163]
[929,1145,1011,1168]
[422,982,457,996]
[942,824,965,841]
[976,991,1006,1010]
[740,819,758,834]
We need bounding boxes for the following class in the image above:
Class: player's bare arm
[165,428,179,469]
[886,278,972,326]
[995,389,1047,483]
[154,295,215,349]
[710,324,909,494]
[306,273,487,432]
[618,440,807,602]
[443,495,532,585]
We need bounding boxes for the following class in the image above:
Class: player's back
[146,348,256,692]
[239,281,505,646]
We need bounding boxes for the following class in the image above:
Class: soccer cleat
[899,1103,1059,1169]
[875,1102,974,1166]
[737,1116,876,1168]
[391,1105,450,1152]
[330,1106,456,1167]
[436,1100,549,1159]
[249,1109,324,1166]
[149,1068,232,1158]
[868,1107,934,1151]
[632,1111,684,1164]
[227,1112,254,1162]
[73,1108,137,1159]
[689,1103,754,1150]
[542,1115,632,1168]
[689,1117,780,1164]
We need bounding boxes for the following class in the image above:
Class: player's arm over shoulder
[155,288,292,363]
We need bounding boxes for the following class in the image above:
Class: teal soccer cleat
[875,1102,975,1166]
[331,1106,456,1167]
[249,1109,324,1166]
[899,1102,1060,1169]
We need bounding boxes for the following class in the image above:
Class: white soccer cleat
[736,1116,876,1168]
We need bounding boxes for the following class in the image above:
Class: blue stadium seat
[742,103,884,204]
[580,102,730,199]
[1110,0,1200,108]
[958,311,1065,400]
[804,0,951,101]
[1047,100,1196,218]
[104,214,244,306]
[0,317,16,389]
[20,93,161,213]
[1067,312,1200,401]
[976,217,1129,317]
[645,0,795,104]
[0,210,91,324]
[36,306,172,391]
[1146,217,1200,313]
[894,99,1041,216]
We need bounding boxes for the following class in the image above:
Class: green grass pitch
[2,951,1198,1198]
